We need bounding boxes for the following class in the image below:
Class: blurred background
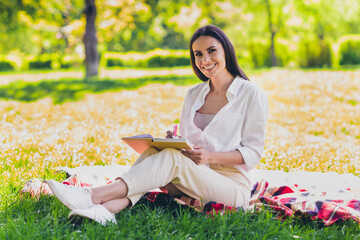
[0,0,360,76]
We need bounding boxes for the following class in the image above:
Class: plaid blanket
[145,179,360,225]
[246,179,360,225]
[20,168,360,226]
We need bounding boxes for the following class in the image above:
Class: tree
[258,0,288,67]
[264,0,276,66]
[292,0,360,68]
[83,0,99,77]
[95,0,189,52]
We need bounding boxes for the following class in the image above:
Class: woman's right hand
[166,130,181,139]
[166,125,181,139]
[166,130,175,139]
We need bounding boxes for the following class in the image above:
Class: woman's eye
[195,52,202,57]
[209,49,216,53]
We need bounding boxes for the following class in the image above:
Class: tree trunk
[264,0,277,67]
[270,31,277,67]
[83,0,99,77]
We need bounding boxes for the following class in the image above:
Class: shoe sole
[46,180,77,210]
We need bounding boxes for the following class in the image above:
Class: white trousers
[120,147,251,208]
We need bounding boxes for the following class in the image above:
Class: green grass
[1,183,360,240]
[0,74,199,104]
[0,67,85,75]
[1,196,360,239]
[0,170,359,239]
[0,66,194,75]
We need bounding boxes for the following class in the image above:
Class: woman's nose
[202,53,211,63]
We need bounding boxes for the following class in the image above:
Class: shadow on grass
[0,75,199,104]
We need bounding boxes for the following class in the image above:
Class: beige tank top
[194,112,216,131]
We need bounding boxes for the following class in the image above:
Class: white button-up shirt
[179,76,268,180]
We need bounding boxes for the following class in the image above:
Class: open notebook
[121,134,192,154]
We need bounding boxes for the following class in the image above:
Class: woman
[47,25,268,225]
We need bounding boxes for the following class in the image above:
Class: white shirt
[179,76,268,180]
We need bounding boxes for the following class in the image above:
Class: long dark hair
[189,25,249,81]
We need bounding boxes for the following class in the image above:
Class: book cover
[121,134,192,154]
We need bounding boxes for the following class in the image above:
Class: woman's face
[192,35,227,80]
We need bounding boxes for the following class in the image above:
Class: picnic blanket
[20,165,360,226]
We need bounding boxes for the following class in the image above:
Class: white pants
[120,147,251,208]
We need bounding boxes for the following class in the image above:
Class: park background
[1,0,360,74]
[1,0,360,239]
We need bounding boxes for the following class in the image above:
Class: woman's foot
[46,180,94,210]
[69,204,117,226]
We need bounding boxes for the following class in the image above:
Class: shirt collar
[227,75,243,96]
[200,75,244,102]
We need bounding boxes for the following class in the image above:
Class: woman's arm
[181,148,244,165]
[235,87,268,170]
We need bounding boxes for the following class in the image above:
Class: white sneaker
[69,205,117,226]
[46,180,94,210]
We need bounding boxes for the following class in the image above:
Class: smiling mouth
[203,63,216,70]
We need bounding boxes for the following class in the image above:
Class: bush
[0,60,15,71]
[298,38,332,68]
[248,41,271,68]
[103,49,190,68]
[60,55,83,69]
[28,54,54,69]
[106,58,124,67]
[338,36,360,66]
[247,40,296,68]
[275,40,297,68]
[146,55,190,68]
[0,54,24,71]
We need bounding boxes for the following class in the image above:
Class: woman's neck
[210,71,235,94]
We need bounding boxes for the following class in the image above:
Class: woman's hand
[166,125,181,139]
[165,130,182,139]
[166,130,175,139]
[181,146,212,165]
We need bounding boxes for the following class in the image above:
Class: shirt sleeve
[235,87,268,171]
[179,89,191,138]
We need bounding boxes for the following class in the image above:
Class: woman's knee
[159,148,190,164]
[161,148,179,154]
[157,148,181,160]
[133,147,160,165]
[143,147,160,155]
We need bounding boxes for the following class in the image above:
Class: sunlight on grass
[0,70,359,190]
[0,83,187,185]
[254,70,360,174]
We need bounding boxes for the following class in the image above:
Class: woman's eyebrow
[194,46,216,52]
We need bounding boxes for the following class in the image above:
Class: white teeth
[204,64,215,70]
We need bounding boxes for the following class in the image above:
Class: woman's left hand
[181,146,212,165]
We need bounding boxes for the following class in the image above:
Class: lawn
[0,69,360,239]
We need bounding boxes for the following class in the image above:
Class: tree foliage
[0,0,360,68]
